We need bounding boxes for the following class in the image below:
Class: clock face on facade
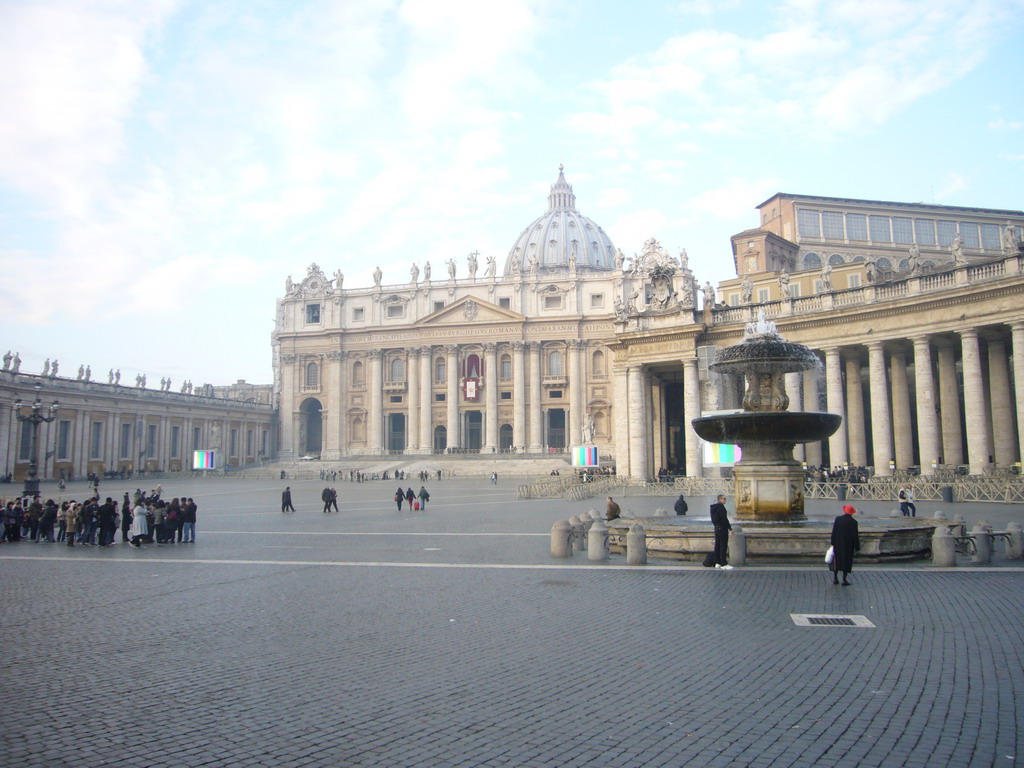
[307,278,321,292]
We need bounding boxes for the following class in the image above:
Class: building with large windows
[275,176,1024,480]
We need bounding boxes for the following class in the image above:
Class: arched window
[500,354,512,380]
[351,361,364,387]
[876,257,893,271]
[351,416,365,442]
[389,357,405,383]
[547,349,563,376]
[828,253,845,265]
[434,357,446,383]
[803,252,821,269]
[591,350,605,377]
[305,362,319,388]
[897,258,910,272]
[593,410,607,438]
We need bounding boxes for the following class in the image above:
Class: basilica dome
[504,166,617,275]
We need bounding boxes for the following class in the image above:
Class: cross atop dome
[548,165,577,212]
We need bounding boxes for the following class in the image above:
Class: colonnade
[813,322,1024,475]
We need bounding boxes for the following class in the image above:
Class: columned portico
[911,336,939,475]
[682,358,701,478]
[959,328,992,475]
[824,348,847,467]
[890,348,913,471]
[627,365,649,480]
[986,338,1015,467]
[368,350,383,453]
[845,355,867,467]
[528,342,543,452]
[512,342,526,451]
[483,343,498,451]
[445,345,460,450]
[936,342,964,466]
[867,341,893,476]
[802,368,822,466]
[406,347,420,452]
[419,347,432,451]
[1012,322,1024,465]
[568,339,584,446]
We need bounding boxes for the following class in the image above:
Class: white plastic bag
[825,546,835,565]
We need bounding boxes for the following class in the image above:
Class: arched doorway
[499,424,513,451]
[387,413,406,452]
[433,425,447,453]
[299,398,323,456]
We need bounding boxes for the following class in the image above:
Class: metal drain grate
[791,614,875,628]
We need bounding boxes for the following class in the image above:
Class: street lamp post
[13,385,59,497]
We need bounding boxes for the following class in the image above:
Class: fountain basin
[692,411,841,445]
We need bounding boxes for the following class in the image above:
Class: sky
[2,0,1023,388]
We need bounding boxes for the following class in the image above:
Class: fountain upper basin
[692,411,842,445]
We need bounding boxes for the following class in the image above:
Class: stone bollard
[569,516,585,552]
[653,508,669,518]
[889,508,902,518]
[971,523,992,564]
[1006,522,1023,559]
[626,524,647,565]
[729,526,746,567]
[587,519,609,562]
[932,510,947,521]
[931,526,957,567]
[584,510,598,532]
[952,513,965,538]
[550,520,573,558]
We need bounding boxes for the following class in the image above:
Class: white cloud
[934,172,968,201]
[689,178,780,220]
[989,119,1024,130]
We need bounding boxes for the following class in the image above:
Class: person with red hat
[830,504,860,585]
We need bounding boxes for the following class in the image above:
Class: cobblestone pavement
[1,477,1022,767]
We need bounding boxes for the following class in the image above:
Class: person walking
[182,498,197,543]
[417,486,430,511]
[394,487,405,511]
[405,487,415,510]
[129,501,149,548]
[321,486,333,514]
[121,495,133,543]
[65,502,80,547]
[281,487,295,513]
[674,493,688,516]
[328,488,339,513]
[898,487,916,517]
[605,497,621,521]
[831,504,860,586]
[710,494,733,569]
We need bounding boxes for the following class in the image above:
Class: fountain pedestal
[733,458,806,522]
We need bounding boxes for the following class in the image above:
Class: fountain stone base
[733,459,807,522]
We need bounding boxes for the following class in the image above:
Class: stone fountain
[691,312,841,522]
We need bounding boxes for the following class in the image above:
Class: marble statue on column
[702,281,716,309]
[740,277,753,304]
[568,241,577,271]
[527,253,538,275]
[85,365,91,381]
[446,258,457,279]
[50,360,58,378]
[410,263,419,283]
[2,351,11,370]
[908,243,922,275]
[12,353,20,372]
[334,270,344,290]
[485,254,496,278]
[373,266,383,286]
[77,365,85,380]
[467,251,478,280]
[778,271,791,299]
[582,413,595,444]
[678,247,689,270]
[108,368,115,384]
[115,369,121,385]
[951,233,967,266]
[614,248,625,271]
[423,261,431,281]
[285,275,294,295]
[865,258,878,284]
[614,296,626,321]
[819,262,832,292]
[160,377,167,390]
[136,374,143,387]
[43,359,50,376]
[1003,221,1017,253]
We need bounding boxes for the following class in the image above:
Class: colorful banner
[192,450,216,470]
[572,445,599,466]
[702,442,741,465]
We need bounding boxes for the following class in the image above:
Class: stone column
[483,343,498,452]
[845,355,867,467]
[911,336,940,475]
[368,350,383,454]
[936,342,963,466]
[960,328,992,475]
[867,342,893,476]
[627,365,649,480]
[406,348,419,452]
[445,345,460,450]
[568,339,584,446]
[528,342,543,452]
[824,347,847,467]
[784,371,804,462]
[987,337,1015,467]
[322,350,343,460]
[889,348,913,471]
[278,354,297,458]
[512,342,526,451]
[683,358,702,478]
[802,367,823,466]
[419,347,432,451]
[1012,322,1024,465]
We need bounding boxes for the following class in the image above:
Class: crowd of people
[1,488,197,549]
[804,465,873,483]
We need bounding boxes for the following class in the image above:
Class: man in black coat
[281,487,295,513]
[710,494,732,568]
[674,494,688,515]
[831,504,860,585]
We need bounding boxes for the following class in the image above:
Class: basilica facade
[273,169,1024,480]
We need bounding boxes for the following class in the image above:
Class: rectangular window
[305,304,321,324]
[499,297,511,309]
[146,424,157,458]
[500,358,512,379]
[435,393,446,402]
[57,420,71,460]
[91,422,104,459]
[892,217,914,244]
[590,293,605,308]
[788,283,801,298]
[352,307,365,321]
[797,209,820,238]
[848,274,861,288]
[869,215,891,242]
[18,423,33,461]
[757,288,770,303]
[433,301,445,312]
[171,426,181,458]
[958,222,980,249]
[846,214,867,241]
[544,295,562,309]
[120,423,132,458]
[500,391,512,400]
[386,304,404,318]
[549,390,563,399]
[937,220,957,246]
[915,219,936,245]
[980,223,1001,250]
[389,395,403,403]
[728,294,739,307]
[821,211,844,240]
